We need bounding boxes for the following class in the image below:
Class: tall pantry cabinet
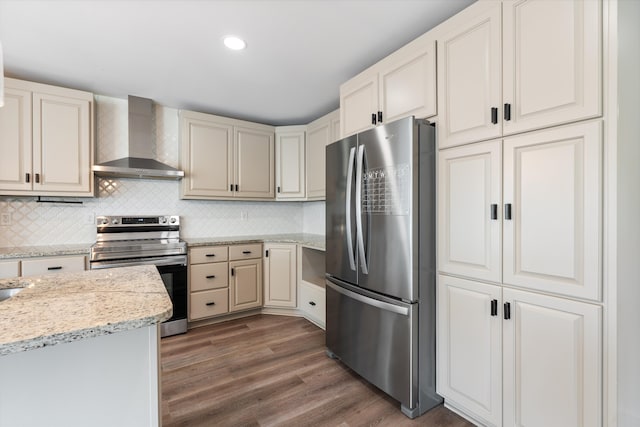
[435,1,604,426]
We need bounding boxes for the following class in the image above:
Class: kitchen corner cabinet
[437,0,602,149]
[0,78,94,197]
[340,34,436,138]
[179,110,275,200]
[439,120,602,301]
[306,109,339,200]
[275,126,306,200]
[263,243,297,308]
[438,275,601,427]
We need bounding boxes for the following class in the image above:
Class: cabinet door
[21,255,86,277]
[263,244,297,308]
[306,119,331,200]
[229,259,262,312]
[275,128,305,199]
[379,38,436,123]
[437,275,502,427]
[437,1,502,148]
[438,140,502,283]
[32,91,93,194]
[235,126,274,198]
[502,288,601,427]
[0,86,32,192]
[340,70,378,138]
[180,114,234,198]
[502,0,602,135]
[503,121,602,300]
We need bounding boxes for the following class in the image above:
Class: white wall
[0,95,323,248]
[617,0,640,424]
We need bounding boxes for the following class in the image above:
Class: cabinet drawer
[190,263,228,292]
[21,255,85,277]
[190,246,228,265]
[229,244,262,261]
[190,289,229,320]
[299,281,325,327]
[0,260,20,279]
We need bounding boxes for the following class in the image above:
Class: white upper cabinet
[180,110,274,200]
[437,1,503,148]
[503,120,602,301]
[502,0,602,135]
[0,78,94,197]
[275,126,306,200]
[306,109,339,200]
[438,140,502,283]
[437,0,602,148]
[340,35,436,138]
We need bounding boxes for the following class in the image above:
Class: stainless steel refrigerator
[325,116,441,418]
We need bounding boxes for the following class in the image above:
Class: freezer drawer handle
[345,146,357,271]
[326,281,409,316]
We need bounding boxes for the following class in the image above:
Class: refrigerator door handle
[326,281,409,316]
[345,146,357,271]
[355,144,369,274]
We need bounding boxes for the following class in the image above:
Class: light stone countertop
[0,243,92,260]
[0,265,172,356]
[183,233,326,251]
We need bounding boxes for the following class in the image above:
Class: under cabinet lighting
[223,36,246,51]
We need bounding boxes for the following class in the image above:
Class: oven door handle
[90,255,187,269]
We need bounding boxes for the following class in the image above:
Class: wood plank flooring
[161,314,473,427]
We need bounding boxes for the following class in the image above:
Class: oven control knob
[170,217,177,224]
[101,218,108,225]
[160,217,167,224]
[112,218,119,225]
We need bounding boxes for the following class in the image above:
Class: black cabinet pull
[206,275,216,279]
[205,302,216,306]
[491,299,498,316]
[504,302,511,320]
[265,250,269,257]
[309,301,316,306]
[491,107,498,124]
[504,103,512,121]
[371,113,377,125]
[277,186,281,193]
[47,266,62,271]
[491,204,498,220]
[235,184,239,192]
[242,250,251,254]
[35,173,41,183]
[231,268,235,276]
[377,111,383,123]
[25,173,30,183]
[230,184,233,191]
[504,203,512,220]
[205,254,216,257]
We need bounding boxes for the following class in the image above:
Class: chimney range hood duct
[93,95,184,180]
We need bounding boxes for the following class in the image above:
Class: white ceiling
[0,0,474,126]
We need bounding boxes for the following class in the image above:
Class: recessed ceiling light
[223,36,246,51]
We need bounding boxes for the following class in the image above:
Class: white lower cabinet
[298,280,325,329]
[438,274,601,427]
[21,255,86,277]
[0,260,20,279]
[263,243,297,308]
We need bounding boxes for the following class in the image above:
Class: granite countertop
[183,233,326,251]
[0,265,172,356]
[0,243,92,260]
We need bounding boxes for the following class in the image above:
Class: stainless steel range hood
[93,95,184,180]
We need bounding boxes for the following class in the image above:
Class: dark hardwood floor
[161,314,473,427]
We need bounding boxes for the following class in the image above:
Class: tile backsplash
[0,95,324,248]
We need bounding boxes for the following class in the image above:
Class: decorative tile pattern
[0,95,320,248]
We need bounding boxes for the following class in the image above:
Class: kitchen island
[0,265,172,427]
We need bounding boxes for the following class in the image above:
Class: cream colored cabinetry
[180,110,275,200]
[306,109,339,200]
[21,255,86,277]
[298,246,326,328]
[188,246,229,321]
[340,35,436,138]
[437,0,602,149]
[439,121,602,301]
[275,126,306,200]
[0,260,20,279]
[263,243,297,308]
[438,275,601,427]
[229,244,263,312]
[0,78,94,196]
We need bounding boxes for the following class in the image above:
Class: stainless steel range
[89,215,188,337]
